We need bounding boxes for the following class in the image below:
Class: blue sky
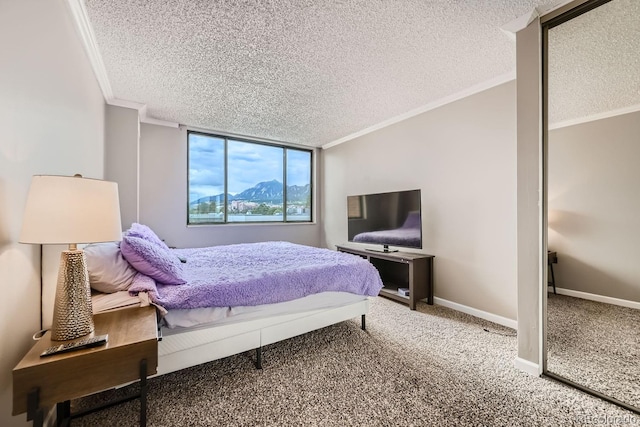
[189,134,311,203]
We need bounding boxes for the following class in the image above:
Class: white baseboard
[550,286,640,310]
[429,298,540,376]
[514,357,541,376]
[432,297,518,330]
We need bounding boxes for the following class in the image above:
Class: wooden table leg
[26,388,44,427]
[427,257,434,305]
[140,359,147,427]
[56,401,70,426]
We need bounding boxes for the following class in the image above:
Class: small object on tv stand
[398,288,410,297]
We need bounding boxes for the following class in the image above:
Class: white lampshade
[20,175,122,341]
[20,175,122,245]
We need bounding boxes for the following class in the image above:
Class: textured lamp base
[51,250,94,341]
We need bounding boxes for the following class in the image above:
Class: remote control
[40,334,109,357]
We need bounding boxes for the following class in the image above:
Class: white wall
[515,16,543,373]
[105,105,139,229]
[0,0,105,425]
[322,81,518,320]
[136,123,322,248]
[549,111,640,302]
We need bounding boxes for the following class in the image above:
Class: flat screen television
[347,189,422,252]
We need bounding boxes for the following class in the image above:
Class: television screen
[347,189,422,251]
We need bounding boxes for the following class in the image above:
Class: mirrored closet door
[543,0,640,412]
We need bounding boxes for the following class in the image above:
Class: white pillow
[83,242,137,293]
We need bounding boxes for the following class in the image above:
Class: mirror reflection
[546,0,640,410]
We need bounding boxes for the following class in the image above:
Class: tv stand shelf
[337,245,434,310]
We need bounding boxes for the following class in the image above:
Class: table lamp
[20,175,122,341]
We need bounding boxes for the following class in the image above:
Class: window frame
[187,130,314,225]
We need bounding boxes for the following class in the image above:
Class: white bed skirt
[91,291,371,377]
[156,298,370,376]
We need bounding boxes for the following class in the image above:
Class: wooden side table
[13,306,158,426]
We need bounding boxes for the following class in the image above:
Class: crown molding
[500,8,540,36]
[138,105,180,128]
[322,71,516,150]
[108,98,145,110]
[499,0,587,36]
[66,0,179,129]
[65,0,113,100]
[139,116,180,128]
[549,103,640,130]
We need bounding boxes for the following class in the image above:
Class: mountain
[287,184,311,203]
[190,180,310,206]
[234,180,284,204]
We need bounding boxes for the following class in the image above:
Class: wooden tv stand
[337,245,434,310]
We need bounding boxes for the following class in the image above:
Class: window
[347,195,364,219]
[188,131,312,224]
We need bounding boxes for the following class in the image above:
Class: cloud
[287,149,311,186]
[228,140,283,194]
[188,134,312,198]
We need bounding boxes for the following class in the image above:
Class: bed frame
[157,299,369,374]
[43,247,370,376]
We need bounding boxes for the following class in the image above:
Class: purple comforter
[129,241,383,310]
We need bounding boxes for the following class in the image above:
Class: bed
[71,224,383,376]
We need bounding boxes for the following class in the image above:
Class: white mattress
[162,291,368,333]
[91,290,368,333]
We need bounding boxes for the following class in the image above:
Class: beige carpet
[547,293,640,409]
[72,297,637,426]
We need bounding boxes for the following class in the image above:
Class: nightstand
[13,306,158,426]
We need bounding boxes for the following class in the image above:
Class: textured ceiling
[548,0,640,125]
[82,0,639,147]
